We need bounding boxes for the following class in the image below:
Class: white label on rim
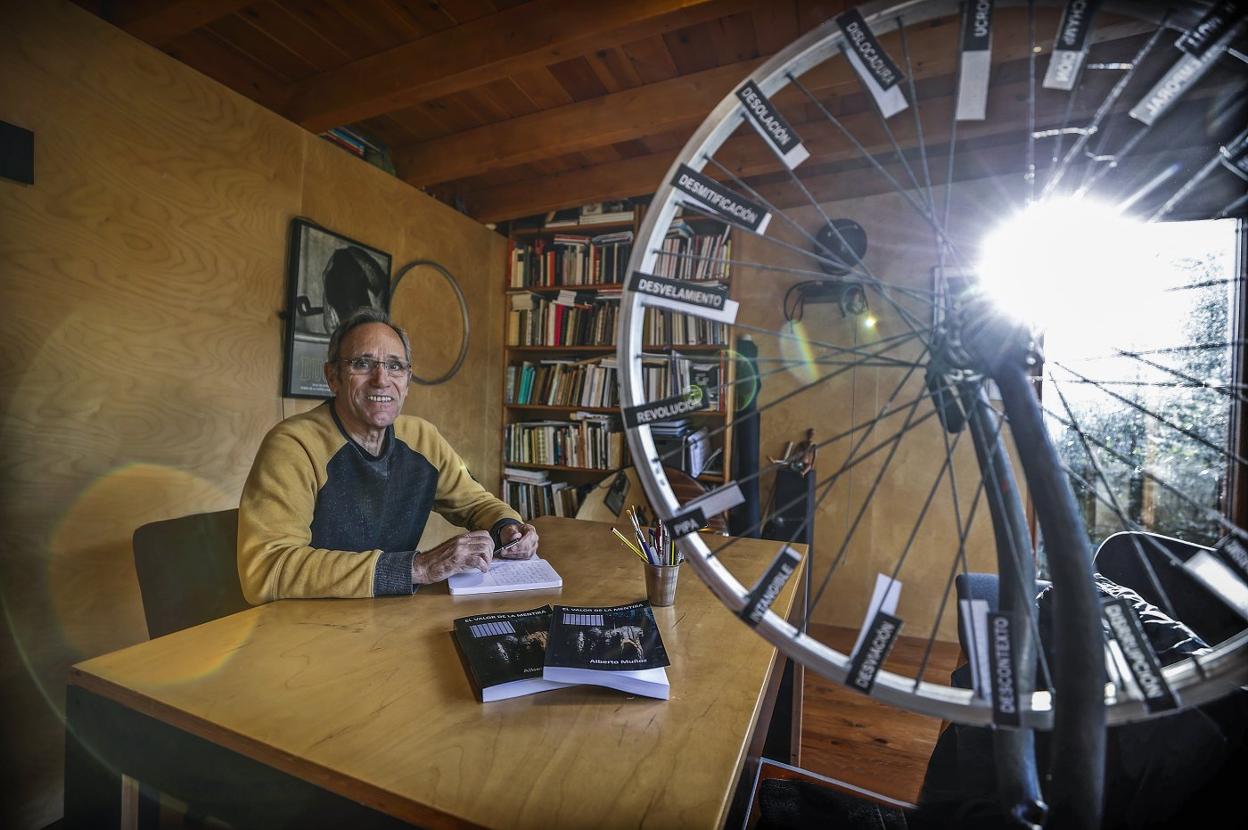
[628,271,740,324]
[1129,19,1243,126]
[956,0,993,121]
[736,80,810,169]
[959,597,992,698]
[1184,550,1248,620]
[851,573,903,657]
[1042,0,1101,91]
[682,481,746,521]
[670,164,772,233]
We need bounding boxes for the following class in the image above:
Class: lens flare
[977,197,1169,348]
[779,320,819,386]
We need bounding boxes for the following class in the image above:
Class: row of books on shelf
[507,294,727,347]
[651,223,732,282]
[505,352,726,411]
[507,357,619,409]
[502,468,581,521]
[454,601,670,702]
[509,231,634,288]
[505,415,625,470]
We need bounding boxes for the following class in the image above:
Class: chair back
[132,508,249,639]
[1094,530,1242,646]
[576,466,729,534]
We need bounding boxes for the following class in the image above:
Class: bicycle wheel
[617,0,1247,824]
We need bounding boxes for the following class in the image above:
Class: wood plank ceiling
[72,0,1241,225]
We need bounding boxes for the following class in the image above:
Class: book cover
[543,601,671,699]
[453,605,572,702]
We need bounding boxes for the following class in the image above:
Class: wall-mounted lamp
[783,219,870,321]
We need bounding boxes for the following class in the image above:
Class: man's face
[325,323,410,436]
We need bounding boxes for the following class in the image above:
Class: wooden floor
[796,625,962,804]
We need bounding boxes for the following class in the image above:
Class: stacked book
[318,126,377,157]
[507,293,620,347]
[504,414,625,470]
[650,420,713,478]
[643,306,728,347]
[541,200,634,229]
[507,357,619,409]
[501,468,580,521]
[453,601,670,702]
[508,231,634,288]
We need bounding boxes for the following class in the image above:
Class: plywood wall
[0,3,504,826]
[734,179,1030,642]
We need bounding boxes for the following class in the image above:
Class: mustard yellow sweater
[238,403,520,603]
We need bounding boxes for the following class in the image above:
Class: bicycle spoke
[700,154,938,341]
[1052,361,1248,467]
[1042,18,1170,199]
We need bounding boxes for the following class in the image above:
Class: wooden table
[65,517,803,829]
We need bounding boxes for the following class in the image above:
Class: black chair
[1093,530,1242,646]
[132,508,250,639]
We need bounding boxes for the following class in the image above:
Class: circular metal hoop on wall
[391,259,471,386]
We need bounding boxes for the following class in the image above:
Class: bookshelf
[498,202,738,521]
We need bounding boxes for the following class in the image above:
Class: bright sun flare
[976,197,1169,337]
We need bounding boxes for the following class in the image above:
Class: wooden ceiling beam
[463,15,1162,222]
[394,58,763,187]
[395,6,1088,188]
[462,65,1126,223]
[284,0,761,134]
[111,0,258,46]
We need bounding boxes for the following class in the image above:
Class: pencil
[611,527,648,563]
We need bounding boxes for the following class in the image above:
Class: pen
[494,537,523,554]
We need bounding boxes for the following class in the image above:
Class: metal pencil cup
[644,562,681,607]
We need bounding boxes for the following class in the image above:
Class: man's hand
[497,523,539,560]
[411,530,494,585]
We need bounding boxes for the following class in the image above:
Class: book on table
[543,600,671,699]
[452,605,573,702]
[447,556,563,596]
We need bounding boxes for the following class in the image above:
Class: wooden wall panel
[733,178,1028,642]
[0,3,504,826]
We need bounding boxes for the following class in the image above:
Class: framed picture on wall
[283,218,392,398]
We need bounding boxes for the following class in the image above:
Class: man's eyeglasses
[341,357,411,377]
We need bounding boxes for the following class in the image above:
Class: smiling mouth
[366,395,394,403]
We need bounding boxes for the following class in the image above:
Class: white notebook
[448,557,563,596]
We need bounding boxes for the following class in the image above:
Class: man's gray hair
[326,307,412,366]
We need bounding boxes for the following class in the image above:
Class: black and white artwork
[283,218,391,397]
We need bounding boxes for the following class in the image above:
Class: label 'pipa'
[663,482,745,538]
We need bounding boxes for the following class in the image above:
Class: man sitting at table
[238,308,538,603]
